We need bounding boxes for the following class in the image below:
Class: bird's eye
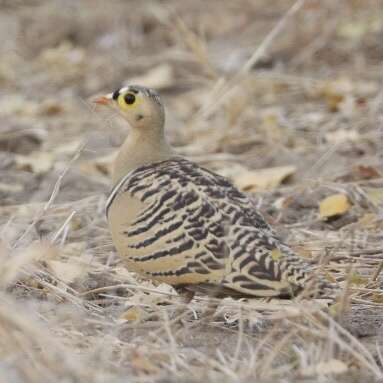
[124,93,136,105]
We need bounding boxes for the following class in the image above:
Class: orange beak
[93,95,111,106]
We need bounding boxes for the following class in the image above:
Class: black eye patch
[112,89,120,100]
[124,93,136,104]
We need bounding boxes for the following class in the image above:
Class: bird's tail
[298,274,339,303]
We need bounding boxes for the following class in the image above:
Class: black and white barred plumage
[107,157,332,298]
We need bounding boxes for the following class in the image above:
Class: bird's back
[106,157,328,298]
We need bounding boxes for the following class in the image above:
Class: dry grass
[0,0,383,382]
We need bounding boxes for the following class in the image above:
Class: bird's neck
[112,127,174,185]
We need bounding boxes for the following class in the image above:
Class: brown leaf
[349,272,368,286]
[43,242,87,284]
[357,213,379,229]
[78,153,115,178]
[364,187,383,207]
[0,95,38,116]
[302,358,348,376]
[291,245,313,259]
[371,293,383,303]
[55,139,83,156]
[0,182,23,193]
[1,241,58,286]
[131,352,160,374]
[233,165,296,192]
[353,165,381,180]
[338,18,383,40]
[325,128,359,144]
[47,259,85,284]
[15,151,54,174]
[119,306,145,322]
[316,78,352,112]
[319,194,350,220]
[38,99,64,115]
[0,128,44,154]
[40,41,85,68]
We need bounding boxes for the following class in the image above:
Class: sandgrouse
[95,85,333,299]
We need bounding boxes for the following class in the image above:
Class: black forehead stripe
[127,85,161,105]
[128,85,140,94]
[112,89,120,100]
[110,85,161,105]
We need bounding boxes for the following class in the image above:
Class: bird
[94,85,334,300]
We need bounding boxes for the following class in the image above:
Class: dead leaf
[0,241,58,286]
[364,187,383,207]
[272,196,294,211]
[0,182,23,193]
[47,259,85,284]
[371,293,383,303]
[353,165,381,180]
[55,139,83,155]
[316,78,353,112]
[15,151,54,173]
[303,358,348,376]
[338,17,383,40]
[144,283,177,305]
[69,216,84,231]
[319,194,350,220]
[329,302,342,317]
[119,306,145,322]
[233,165,296,192]
[131,352,160,374]
[357,213,379,229]
[291,245,313,259]
[216,163,248,180]
[0,128,45,154]
[259,110,285,142]
[0,95,38,116]
[40,41,85,67]
[78,152,115,178]
[324,270,337,283]
[114,266,140,283]
[325,129,360,144]
[349,271,368,286]
[128,64,174,90]
[38,99,64,115]
[44,241,89,284]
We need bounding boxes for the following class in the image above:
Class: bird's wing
[108,158,316,296]
[170,159,313,296]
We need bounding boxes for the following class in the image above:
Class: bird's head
[94,85,164,130]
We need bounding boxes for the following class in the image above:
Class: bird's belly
[108,189,300,295]
[111,227,224,285]
[108,192,224,285]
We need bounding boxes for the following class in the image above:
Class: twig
[195,0,307,120]
[371,260,383,282]
[12,142,86,249]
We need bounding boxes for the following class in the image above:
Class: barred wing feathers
[107,158,320,297]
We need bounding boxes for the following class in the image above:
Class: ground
[0,0,383,382]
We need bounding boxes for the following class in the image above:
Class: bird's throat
[112,128,173,185]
